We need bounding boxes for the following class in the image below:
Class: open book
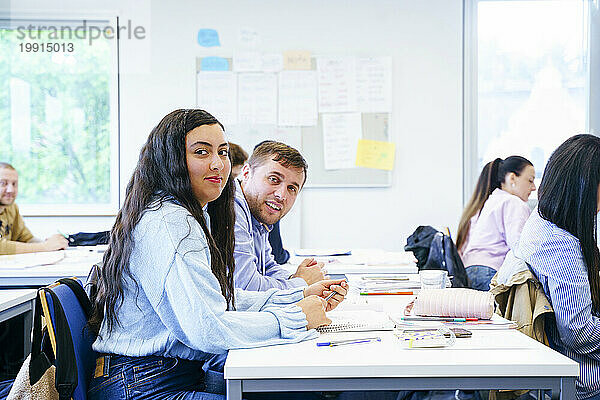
[316,310,396,333]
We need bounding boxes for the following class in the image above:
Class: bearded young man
[233,141,326,291]
[0,162,68,255]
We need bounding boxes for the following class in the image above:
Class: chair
[39,278,97,400]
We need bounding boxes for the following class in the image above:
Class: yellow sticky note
[355,139,396,171]
[283,50,311,70]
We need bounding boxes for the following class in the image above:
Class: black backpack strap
[41,285,79,400]
[57,277,93,317]
[28,290,53,385]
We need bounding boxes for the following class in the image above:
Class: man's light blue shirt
[233,180,306,291]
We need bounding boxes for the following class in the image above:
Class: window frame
[462,0,596,205]
[0,13,120,216]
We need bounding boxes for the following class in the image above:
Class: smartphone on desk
[447,328,472,338]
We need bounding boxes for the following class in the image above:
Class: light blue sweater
[92,200,317,360]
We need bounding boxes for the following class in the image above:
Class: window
[464,0,593,201]
[0,17,119,215]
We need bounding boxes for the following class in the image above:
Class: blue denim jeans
[0,380,12,399]
[88,354,332,400]
[88,355,224,400]
[465,265,497,291]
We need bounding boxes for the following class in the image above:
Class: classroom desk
[225,293,579,400]
[0,289,36,357]
[0,247,103,287]
[287,249,419,275]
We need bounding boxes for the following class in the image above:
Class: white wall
[9,0,464,250]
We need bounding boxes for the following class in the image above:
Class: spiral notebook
[316,310,396,333]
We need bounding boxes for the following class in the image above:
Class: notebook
[316,310,396,333]
[413,288,495,320]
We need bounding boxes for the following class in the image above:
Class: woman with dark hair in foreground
[87,109,347,399]
[502,134,600,399]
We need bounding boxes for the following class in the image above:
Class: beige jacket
[488,251,554,400]
[490,251,553,343]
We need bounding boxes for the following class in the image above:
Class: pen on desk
[401,316,474,322]
[317,337,381,347]
[361,276,410,281]
[360,291,414,296]
[443,318,479,322]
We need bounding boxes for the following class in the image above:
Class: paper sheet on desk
[0,251,65,268]
[289,250,418,274]
[294,249,352,257]
[325,264,418,275]
[389,313,518,330]
[355,280,420,291]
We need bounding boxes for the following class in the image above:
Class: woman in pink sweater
[456,156,536,291]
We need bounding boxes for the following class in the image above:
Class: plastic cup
[419,270,448,290]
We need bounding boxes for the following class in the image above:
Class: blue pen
[317,337,381,347]
[324,290,339,301]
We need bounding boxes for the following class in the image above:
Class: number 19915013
[19,42,74,52]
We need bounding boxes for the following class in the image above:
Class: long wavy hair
[456,156,533,251]
[538,134,600,315]
[89,109,236,335]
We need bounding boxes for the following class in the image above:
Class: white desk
[287,249,419,275]
[225,294,579,400]
[0,247,103,287]
[0,289,37,357]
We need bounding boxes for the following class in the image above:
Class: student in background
[456,156,536,291]
[0,162,69,382]
[233,141,325,291]
[228,142,248,179]
[501,134,600,400]
[0,162,68,255]
[88,109,347,400]
[268,217,291,264]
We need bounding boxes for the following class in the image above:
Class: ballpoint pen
[401,317,478,322]
[317,337,381,347]
[324,290,339,301]
[360,291,414,296]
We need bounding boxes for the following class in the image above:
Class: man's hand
[296,295,331,330]
[43,234,68,251]
[304,279,348,312]
[292,258,326,285]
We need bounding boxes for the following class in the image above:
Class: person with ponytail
[502,134,600,399]
[87,109,347,400]
[456,156,536,290]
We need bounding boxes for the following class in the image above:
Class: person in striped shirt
[505,134,600,399]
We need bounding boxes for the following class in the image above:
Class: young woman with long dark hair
[87,109,347,400]
[503,134,600,399]
[456,156,536,290]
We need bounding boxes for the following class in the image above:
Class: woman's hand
[296,295,331,330]
[304,279,348,312]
